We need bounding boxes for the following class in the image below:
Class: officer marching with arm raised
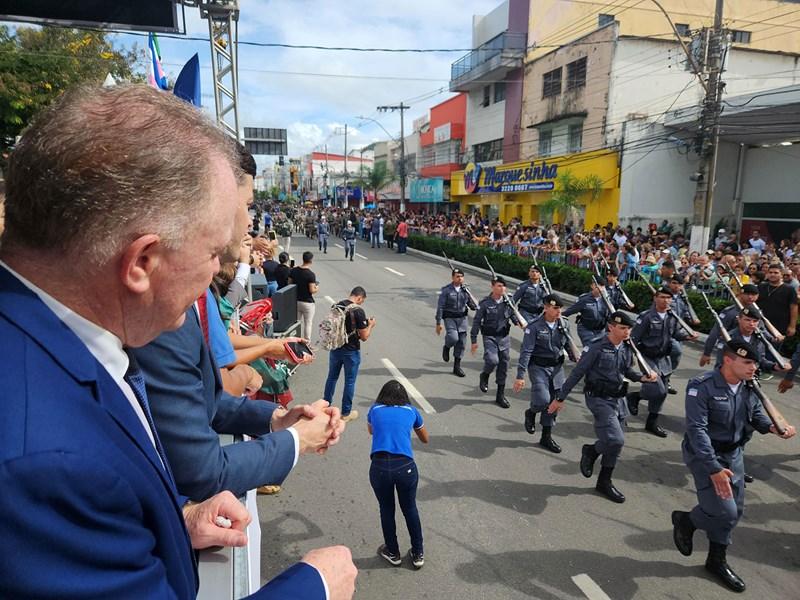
[713,306,793,375]
[672,341,795,593]
[627,286,698,437]
[512,265,546,324]
[562,279,611,347]
[470,277,523,408]
[700,284,765,367]
[667,275,701,385]
[551,311,657,502]
[436,267,478,377]
[513,294,576,453]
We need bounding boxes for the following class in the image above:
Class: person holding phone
[367,380,428,570]
[289,251,319,339]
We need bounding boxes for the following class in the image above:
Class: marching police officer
[627,286,698,437]
[513,294,577,453]
[700,283,773,366]
[714,306,793,374]
[512,265,547,324]
[553,311,657,502]
[436,268,478,377]
[317,216,330,253]
[563,279,611,347]
[605,268,635,311]
[667,275,701,381]
[672,341,795,593]
[471,277,523,408]
[341,220,357,261]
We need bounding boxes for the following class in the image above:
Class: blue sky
[106,0,500,168]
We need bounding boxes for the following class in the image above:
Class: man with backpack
[320,287,376,422]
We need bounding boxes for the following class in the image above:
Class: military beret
[739,306,762,320]
[592,277,609,287]
[451,268,465,276]
[669,274,684,284]
[609,311,635,327]
[656,286,674,297]
[529,264,541,272]
[725,340,759,361]
[543,293,563,307]
[492,276,507,286]
[741,284,759,295]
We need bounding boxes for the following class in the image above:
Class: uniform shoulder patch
[687,388,698,397]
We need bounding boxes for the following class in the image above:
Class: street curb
[407,246,711,348]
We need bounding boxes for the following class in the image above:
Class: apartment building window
[474,139,503,162]
[568,124,583,153]
[539,129,552,157]
[675,23,691,37]
[566,57,587,91]
[731,30,751,44]
[482,85,491,107]
[542,67,562,98]
[598,14,614,27]
[494,82,506,103]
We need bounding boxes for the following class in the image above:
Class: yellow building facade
[528,0,800,61]
[451,149,620,227]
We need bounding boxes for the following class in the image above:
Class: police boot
[626,392,640,416]
[671,510,695,556]
[705,542,746,593]
[645,413,668,438]
[442,345,450,363]
[495,385,510,409]
[580,444,599,478]
[667,384,678,395]
[595,467,625,503]
[539,426,562,453]
[524,409,536,434]
[452,358,465,378]
[743,473,754,483]
[479,372,489,393]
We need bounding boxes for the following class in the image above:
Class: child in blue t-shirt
[367,380,429,569]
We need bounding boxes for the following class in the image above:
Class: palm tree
[541,170,603,225]
[354,162,396,209]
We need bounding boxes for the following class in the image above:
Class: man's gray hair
[2,84,239,263]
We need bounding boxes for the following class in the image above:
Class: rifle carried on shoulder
[442,251,479,308]
[483,255,528,328]
[533,251,554,295]
[717,267,783,341]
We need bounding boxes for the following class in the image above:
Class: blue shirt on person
[368,404,424,459]
[205,288,237,368]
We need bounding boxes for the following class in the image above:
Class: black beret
[739,306,762,320]
[609,311,635,327]
[492,276,507,286]
[725,340,759,361]
[451,268,465,276]
[741,284,759,294]
[543,293,563,307]
[656,286,674,297]
[529,264,541,272]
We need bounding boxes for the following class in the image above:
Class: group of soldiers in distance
[434,259,797,594]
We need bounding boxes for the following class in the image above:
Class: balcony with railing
[450,31,526,92]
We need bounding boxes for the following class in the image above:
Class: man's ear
[119,234,162,294]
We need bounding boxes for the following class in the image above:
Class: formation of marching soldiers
[434,259,796,593]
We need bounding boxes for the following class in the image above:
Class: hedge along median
[408,234,730,334]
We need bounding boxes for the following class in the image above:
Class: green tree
[0,26,144,153]
[541,170,603,224]
[354,162,396,205]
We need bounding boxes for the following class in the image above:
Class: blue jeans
[323,348,361,415]
[266,281,278,297]
[369,454,423,555]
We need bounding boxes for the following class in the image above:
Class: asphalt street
[259,235,800,600]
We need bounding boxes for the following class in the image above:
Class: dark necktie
[124,351,176,490]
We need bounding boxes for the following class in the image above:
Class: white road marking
[381,358,436,414]
[324,296,336,305]
[571,574,612,600]
[384,267,405,277]
[355,253,368,260]
[334,243,344,249]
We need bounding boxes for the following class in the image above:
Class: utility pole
[690,0,727,252]
[377,102,410,212]
[334,125,349,208]
[359,146,366,210]
[324,144,329,206]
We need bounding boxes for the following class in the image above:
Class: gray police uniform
[317,221,329,252]
[669,291,694,370]
[341,225,356,259]
[631,308,691,414]
[682,371,772,544]
[512,281,546,324]
[713,329,779,373]
[703,305,742,356]
[517,317,572,428]
[560,338,644,467]
[471,297,519,385]
[563,292,610,347]
[607,285,627,310]
[436,283,478,359]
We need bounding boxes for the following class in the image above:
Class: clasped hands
[271,399,345,455]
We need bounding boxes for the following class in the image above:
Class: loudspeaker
[250,272,269,300]
[271,284,297,333]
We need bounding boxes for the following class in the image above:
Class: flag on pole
[147,33,169,90]
[173,53,201,107]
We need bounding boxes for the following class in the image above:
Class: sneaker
[378,545,401,566]
[341,410,359,423]
[256,484,281,495]
[409,549,424,569]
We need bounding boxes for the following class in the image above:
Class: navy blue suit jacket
[0,267,324,599]
[131,308,296,501]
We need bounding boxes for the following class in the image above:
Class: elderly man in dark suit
[0,85,356,599]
